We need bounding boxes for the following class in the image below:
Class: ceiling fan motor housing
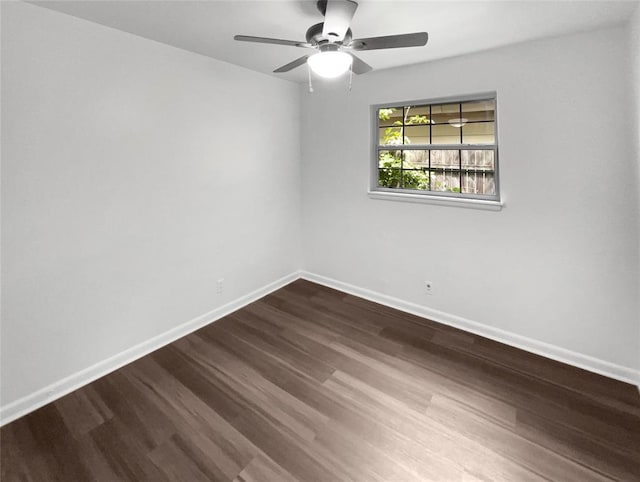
[306,22,353,46]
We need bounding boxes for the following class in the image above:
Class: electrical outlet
[216,278,224,294]
[425,280,433,295]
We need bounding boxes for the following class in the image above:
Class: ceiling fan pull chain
[348,61,353,92]
[307,63,314,93]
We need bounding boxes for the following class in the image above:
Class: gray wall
[630,5,640,383]
[1,2,301,407]
[300,25,639,375]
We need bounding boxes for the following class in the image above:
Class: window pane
[379,127,403,145]
[405,126,429,144]
[378,167,402,188]
[462,171,495,195]
[429,169,461,193]
[378,150,403,168]
[430,103,460,124]
[461,150,495,169]
[404,150,429,168]
[404,106,432,125]
[430,150,459,168]
[462,122,495,144]
[462,100,495,122]
[378,107,403,127]
[432,124,461,144]
[401,169,429,190]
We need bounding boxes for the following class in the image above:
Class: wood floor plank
[427,394,613,482]
[230,408,351,481]
[514,409,640,480]
[384,328,640,450]
[1,419,53,481]
[177,334,328,442]
[322,370,544,482]
[124,356,259,474]
[20,403,95,481]
[233,454,298,482]
[88,417,170,481]
[148,433,231,482]
[2,279,639,481]
[55,385,113,439]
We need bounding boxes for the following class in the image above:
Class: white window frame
[369,92,502,209]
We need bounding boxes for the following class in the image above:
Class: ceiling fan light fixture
[448,117,468,128]
[307,51,352,78]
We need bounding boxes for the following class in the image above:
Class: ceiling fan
[234,0,429,79]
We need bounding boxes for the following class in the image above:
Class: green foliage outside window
[378,107,461,193]
[378,108,428,190]
[378,152,428,190]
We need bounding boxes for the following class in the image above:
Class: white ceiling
[32,0,639,83]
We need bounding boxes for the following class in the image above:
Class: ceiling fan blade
[349,32,428,51]
[273,55,311,73]
[322,0,358,42]
[234,35,311,49]
[350,53,372,75]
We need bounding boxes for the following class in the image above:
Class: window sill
[367,190,504,211]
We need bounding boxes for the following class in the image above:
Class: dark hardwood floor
[2,279,640,481]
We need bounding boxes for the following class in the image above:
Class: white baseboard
[0,272,300,427]
[3,269,637,426]
[300,271,640,387]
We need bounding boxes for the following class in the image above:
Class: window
[371,94,500,204]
